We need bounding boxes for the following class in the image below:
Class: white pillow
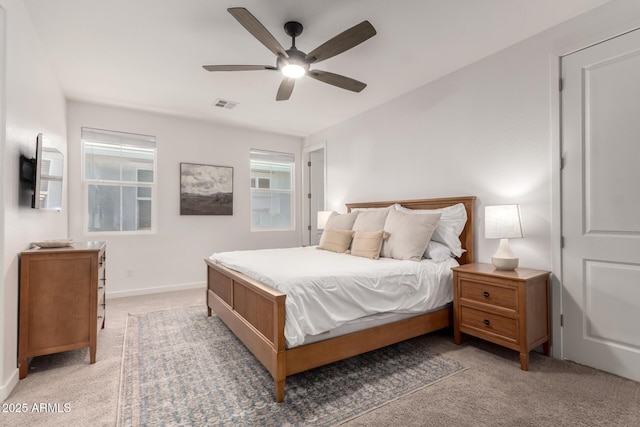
[424,240,452,263]
[319,212,358,246]
[395,203,467,257]
[352,209,392,232]
[380,209,441,261]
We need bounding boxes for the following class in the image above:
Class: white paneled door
[561,28,640,382]
[304,144,326,246]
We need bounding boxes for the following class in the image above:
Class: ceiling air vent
[213,98,239,110]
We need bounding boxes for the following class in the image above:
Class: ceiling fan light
[282,63,306,78]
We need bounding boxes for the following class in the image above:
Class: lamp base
[491,238,519,271]
[491,256,519,270]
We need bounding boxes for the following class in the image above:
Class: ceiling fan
[203,7,377,101]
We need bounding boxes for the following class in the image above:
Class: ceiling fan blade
[305,21,376,64]
[227,8,288,59]
[276,78,295,101]
[307,70,366,92]
[203,65,277,72]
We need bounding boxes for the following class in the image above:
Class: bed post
[274,294,286,402]
[275,379,285,403]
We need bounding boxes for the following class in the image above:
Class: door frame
[551,24,640,360]
[0,5,10,402]
[302,140,327,246]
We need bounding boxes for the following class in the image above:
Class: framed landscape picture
[180,163,233,215]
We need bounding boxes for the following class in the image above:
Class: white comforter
[209,246,457,347]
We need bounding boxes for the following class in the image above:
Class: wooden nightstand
[452,263,550,370]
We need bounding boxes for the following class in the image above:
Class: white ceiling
[24,0,612,137]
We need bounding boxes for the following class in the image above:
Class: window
[250,149,294,231]
[82,128,156,233]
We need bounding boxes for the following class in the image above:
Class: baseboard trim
[106,281,206,299]
[0,368,19,402]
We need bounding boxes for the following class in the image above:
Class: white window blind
[250,149,294,231]
[82,127,156,233]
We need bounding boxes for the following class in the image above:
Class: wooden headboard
[345,196,476,265]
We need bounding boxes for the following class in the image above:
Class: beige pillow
[317,229,354,253]
[349,230,390,260]
[352,209,392,232]
[319,212,358,246]
[380,210,441,261]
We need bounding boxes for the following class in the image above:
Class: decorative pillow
[424,240,452,263]
[319,211,358,247]
[349,230,390,260]
[351,209,392,232]
[317,229,354,253]
[381,210,441,261]
[395,203,467,257]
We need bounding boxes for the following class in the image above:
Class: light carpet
[117,306,465,426]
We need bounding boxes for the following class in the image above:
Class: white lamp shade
[316,211,334,230]
[485,205,523,239]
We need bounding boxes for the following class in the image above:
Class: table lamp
[485,204,523,270]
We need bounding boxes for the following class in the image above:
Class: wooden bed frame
[205,196,476,402]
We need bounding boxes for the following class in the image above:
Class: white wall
[66,101,303,298]
[0,0,68,401]
[306,39,553,268]
[304,0,640,355]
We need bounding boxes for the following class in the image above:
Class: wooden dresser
[451,263,550,370]
[18,241,106,378]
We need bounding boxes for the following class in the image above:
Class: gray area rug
[117,306,465,426]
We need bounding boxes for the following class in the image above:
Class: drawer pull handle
[483,319,491,326]
[98,315,103,320]
[482,291,490,298]
[99,286,104,290]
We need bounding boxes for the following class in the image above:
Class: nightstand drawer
[460,306,518,341]
[459,279,517,310]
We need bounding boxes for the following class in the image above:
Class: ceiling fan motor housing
[278,48,308,72]
[284,21,303,38]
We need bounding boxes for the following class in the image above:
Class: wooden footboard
[206,258,452,402]
[206,196,475,403]
[205,260,287,401]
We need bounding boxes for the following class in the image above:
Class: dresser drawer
[459,278,517,310]
[460,306,518,342]
[98,248,106,331]
[97,302,106,331]
[98,250,106,277]
[98,281,106,306]
[98,253,106,302]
